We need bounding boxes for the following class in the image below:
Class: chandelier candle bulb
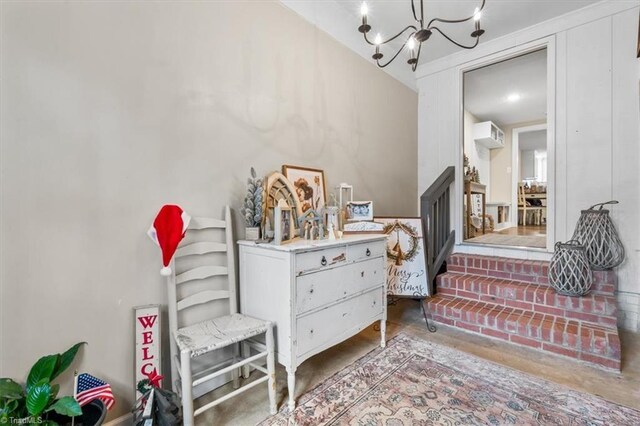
[359,2,371,32]
[373,33,383,60]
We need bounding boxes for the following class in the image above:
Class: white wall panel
[611,8,640,296]
[564,16,613,233]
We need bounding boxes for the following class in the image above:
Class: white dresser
[238,234,387,410]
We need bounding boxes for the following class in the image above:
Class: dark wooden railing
[420,166,456,296]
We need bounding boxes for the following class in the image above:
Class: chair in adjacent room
[165,206,277,425]
[518,183,543,226]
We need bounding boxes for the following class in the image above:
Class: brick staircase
[426,253,621,370]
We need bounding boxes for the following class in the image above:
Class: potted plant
[241,167,264,240]
[0,342,106,426]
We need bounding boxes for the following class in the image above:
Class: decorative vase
[572,200,625,270]
[548,240,593,296]
[245,226,260,241]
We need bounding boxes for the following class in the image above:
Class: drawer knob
[321,256,327,266]
[309,288,314,294]
[310,329,314,334]
[366,248,371,257]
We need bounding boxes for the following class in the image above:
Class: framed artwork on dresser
[282,165,327,213]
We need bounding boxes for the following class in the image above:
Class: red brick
[592,330,608,356]
[457,290,479,300]
[467,267,488,276]
[482,327,510,341]
[511,334,542,349]
[543,343,579,359]
[505,299,533,311]
[537,276,549,285]
[534,305,565,316]
[580,353,620,370]
[491,270,513,280]
[457,321,481,333]
[565,311,601,323]
[438,287,457,297]
[599,316,617,328]
[545,291,556,306]
[608,333,621,358]
[580,327,593,352]
[512,273,537,283]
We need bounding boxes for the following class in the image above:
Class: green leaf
[48,384,59,404]
[26,382,51,416]
[47,396,81,417]
[52,342,86,381]
[26,355,57,391]
[0,378,24,399]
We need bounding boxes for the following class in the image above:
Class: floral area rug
[260,333,640,425]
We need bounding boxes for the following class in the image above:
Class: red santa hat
[148,205,191,276]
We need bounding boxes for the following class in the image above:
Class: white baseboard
[104,413,133,426]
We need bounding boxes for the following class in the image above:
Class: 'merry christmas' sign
[376,218,429,297]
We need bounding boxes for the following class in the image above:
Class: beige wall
[0,1,417,419]
[490,120,546,203]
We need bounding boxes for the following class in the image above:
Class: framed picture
[282,165,327,214]
[346,201,373,221]
[274,199,294,245]
[375,217,429,297]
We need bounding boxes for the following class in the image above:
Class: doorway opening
[461,48,549,249]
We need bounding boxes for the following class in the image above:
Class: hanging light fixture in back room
[358,0,487,71]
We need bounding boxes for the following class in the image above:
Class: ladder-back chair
[165,206,277,425]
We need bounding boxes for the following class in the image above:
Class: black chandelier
[358,0,486,71]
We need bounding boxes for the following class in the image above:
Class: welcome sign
[375,217,429,297]
[134,305,162,399]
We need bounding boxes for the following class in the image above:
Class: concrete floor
[196,299,640,425]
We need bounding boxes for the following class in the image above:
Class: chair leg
[232,343,240,389]
[265,324,278,415]
[180,350,195,426]
[241,342,251,379]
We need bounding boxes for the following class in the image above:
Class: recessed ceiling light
[507,93,521,102]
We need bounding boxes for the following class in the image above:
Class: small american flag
[75,373,115,410]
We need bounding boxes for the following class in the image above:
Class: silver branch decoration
[241,167,264,227]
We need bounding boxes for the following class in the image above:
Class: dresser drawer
[296,288,383,357]
[295,246,347,275]
[347,240,386,263]
[296,257,384,315]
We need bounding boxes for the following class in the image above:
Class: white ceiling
[464,48,547,127]
[519,129,547,151]
[280,0,599,90]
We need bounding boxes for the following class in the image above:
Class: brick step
[447,253,616,294]
[436,272,617,328]
[427,295,621,370]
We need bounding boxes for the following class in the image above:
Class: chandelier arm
[427,0,485,28]
[376,45,409,68]
[430,26,480,49]
[363,25,418,46]
[411,0,419,23]
[376,34,415,68]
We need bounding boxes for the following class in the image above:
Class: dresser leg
[286,368,296,411]
[380,319,386,348]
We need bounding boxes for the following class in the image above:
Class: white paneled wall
[417,2,640,331]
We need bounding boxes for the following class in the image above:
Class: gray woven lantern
[549,240,593,296]
[572,201,625,270]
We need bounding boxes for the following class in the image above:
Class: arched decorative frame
[264,172,303,236]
